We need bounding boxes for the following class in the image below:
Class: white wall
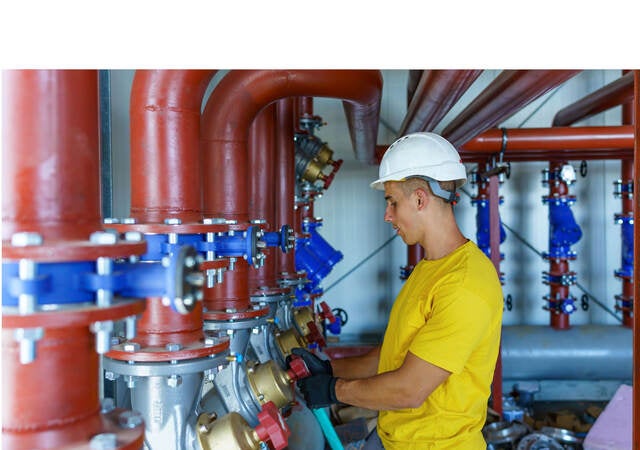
[108,69,627,342]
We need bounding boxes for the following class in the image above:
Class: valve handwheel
[255,401,291,450]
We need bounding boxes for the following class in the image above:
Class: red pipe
[406,70,423,106]
[398,70,482,135]
[462,125,633,152]
[275,99,297,277]
[129,70,216,223]
[488,174,503,415]
[442,70,580,148]
[632,69,640,450]
[377,127,634,163]
[2,70,102,242]
[249,104,278,290]
[621,97,634,329]
[548,162,572,330]
[299,96,314,118]
[553,72,634,127]
[2,70,144,449]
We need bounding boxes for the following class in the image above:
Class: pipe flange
[203,314,269,332]
[109,221,229,235]
[2,298,145,329]
[3,406,145,450]
[2,238,147,262]
[204,305,270,322]
[250,290,291,303]
[105,335,230,363]
[103,352,229,377]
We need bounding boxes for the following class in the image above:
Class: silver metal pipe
[502,325,632,380]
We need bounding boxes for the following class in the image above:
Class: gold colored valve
[302,159,326,184]
[274,328,307,359]
[315,145,335,166]
[246,360,295,409]
[292,306,317,337]
[196,411,261,450]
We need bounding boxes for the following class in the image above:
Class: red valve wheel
[255,401,291,450]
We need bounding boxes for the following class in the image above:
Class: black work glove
[297,373,339,409]
[289,347,333,376]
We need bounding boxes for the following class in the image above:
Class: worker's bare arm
[334,351,450,410]
[331,346,381,379]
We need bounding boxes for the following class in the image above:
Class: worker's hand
[288,348,333,377]
[297,374,338,409]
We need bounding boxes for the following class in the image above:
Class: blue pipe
[615,215,634,278]
[544,197,582,259]
[472,198,506,258]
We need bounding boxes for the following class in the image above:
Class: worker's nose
[384,207,393,223]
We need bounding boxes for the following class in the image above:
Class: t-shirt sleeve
[409,286,492,374]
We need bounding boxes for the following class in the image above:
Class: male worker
[291,132,503,449]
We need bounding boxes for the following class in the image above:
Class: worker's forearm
[334,372,420,411]
[330,347,380,379]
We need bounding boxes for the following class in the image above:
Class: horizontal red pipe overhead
[398,70,482,135]
[442,70,580,148]
[130,70,216,223]
[553,71,634,127]
[3,70,101,241]
[462,126,633,151]
[201,70,383,222]
[461,149,633,162]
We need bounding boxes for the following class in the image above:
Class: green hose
[312,407,344,450]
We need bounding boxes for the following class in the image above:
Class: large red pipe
[201,73,382,223]
[2,70,102,242]
[442,70,580,148]
[398,70,482,135]
[621,97,634,329]
[129,70,216,223]
[275,99,297,276]
[249,105,278,289]
[553,71,634,127]
[2,70,144,449]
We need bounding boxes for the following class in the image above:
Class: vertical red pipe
[2,70,142,449]
[488,174,503,416]
[632,70,640,449]
[275,98,297,277]
[621,95,634,329]
[249,104,278,289]
[299,97,314,118]
[129,70,216,223]
[549,161,571,330]
[2,70,102,241]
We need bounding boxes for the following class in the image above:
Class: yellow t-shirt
[377,240,503,450]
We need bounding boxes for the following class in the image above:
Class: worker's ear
[415,188,428,210]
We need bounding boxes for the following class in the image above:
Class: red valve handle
[318,301,337,324]
[305,320,326,348]
[323,159,343,190]
[255,401,291,450]
[286,355,311,381]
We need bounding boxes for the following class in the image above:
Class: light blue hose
[312,407,344,450]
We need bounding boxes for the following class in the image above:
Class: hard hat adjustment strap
[410,176,459,204]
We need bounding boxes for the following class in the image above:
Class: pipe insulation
[501,325,632,380]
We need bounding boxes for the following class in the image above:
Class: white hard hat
[370,132,467,191]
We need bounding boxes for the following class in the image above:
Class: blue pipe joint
[543,295,577,314]
[295,238,326,290]
[294,287,316,308]
[304,220,344,268]
[197,225,266,268]
[263,225,295,253]
[472,198,506,258]
[614,214,634,278]
[543,196,582,259]
[2,244,203,314]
